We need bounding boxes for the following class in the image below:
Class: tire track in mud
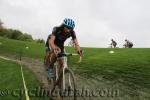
[0,55,89,100]
[74,74,120,100]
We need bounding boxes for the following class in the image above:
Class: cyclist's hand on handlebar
[53,46,61,55]
[77,50,83,63]
[77,50,84,57]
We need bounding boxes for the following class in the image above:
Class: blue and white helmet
[63,18,75,29]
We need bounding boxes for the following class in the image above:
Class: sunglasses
[64,25,73,30]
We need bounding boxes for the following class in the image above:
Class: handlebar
[63,53,78,56]
[57,53,82,63]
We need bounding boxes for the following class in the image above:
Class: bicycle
[48,53,82,100]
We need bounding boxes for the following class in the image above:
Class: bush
[0,29,9,37]
[18,33,33,41]
[0,28,33,42]
[0,19,34,42]
[35,39,45,44]
[10,29,22,40]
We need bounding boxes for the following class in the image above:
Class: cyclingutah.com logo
[0,87,119,98]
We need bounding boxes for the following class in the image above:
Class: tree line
[0,19,45,43]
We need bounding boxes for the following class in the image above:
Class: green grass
[0,36,150,99]
[0,59,50,100]
[0,36,45,59]
[68,48,150,99]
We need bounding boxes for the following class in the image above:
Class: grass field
[0,58,49,100]
[0,36,150,99]
[0,37,45,59]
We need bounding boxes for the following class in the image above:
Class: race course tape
[0,56,30,100]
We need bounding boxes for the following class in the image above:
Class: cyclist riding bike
[110,39,117,48]
[44,18,83,78]
[124,39,133,48]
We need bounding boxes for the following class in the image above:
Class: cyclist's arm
[49,34,60,51]
[49,34,56,49]
[73,39,83,56]
[71,31,83,56]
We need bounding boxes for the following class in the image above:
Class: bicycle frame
[54,53,78,90]
[50,53,80,100]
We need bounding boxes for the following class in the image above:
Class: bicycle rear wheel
[60,68,77,100]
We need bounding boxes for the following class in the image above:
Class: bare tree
[0,19,4,29]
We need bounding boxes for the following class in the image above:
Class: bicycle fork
[62,57,73,90]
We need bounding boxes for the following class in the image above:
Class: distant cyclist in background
[44,18,83,78]
[124,39,133,48]
[110,39,117,48]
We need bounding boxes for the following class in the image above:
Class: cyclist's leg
[44,47,50,65]
[55,57,64,89]
[57,48,65,76]
[47,51,57,78]
[58,57,64,76]
[49,52,57,68]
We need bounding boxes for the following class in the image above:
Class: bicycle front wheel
[60,68,77,100]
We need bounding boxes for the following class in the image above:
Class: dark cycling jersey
[112,41,117,46]
[45,25,76,52]
[45,35,51,51]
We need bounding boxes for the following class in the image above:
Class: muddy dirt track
[0,54,121,100]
